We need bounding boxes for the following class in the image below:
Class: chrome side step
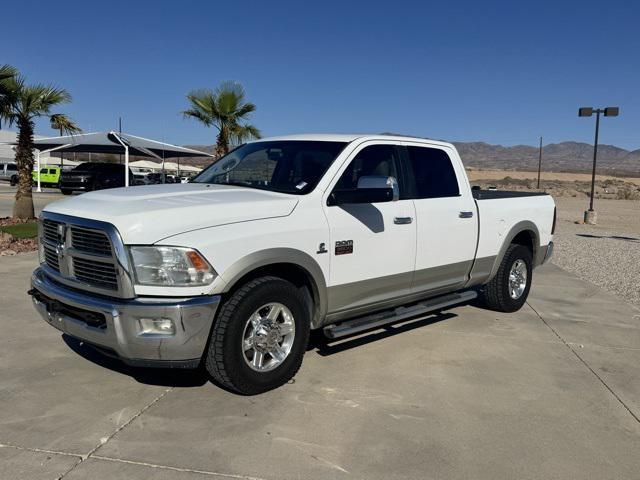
[323,290,477,339]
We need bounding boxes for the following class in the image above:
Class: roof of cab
[250,133,453,148]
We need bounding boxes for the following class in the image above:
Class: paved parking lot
[1,253,639,479]
[0,184,64,218]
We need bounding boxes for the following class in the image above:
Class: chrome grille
[43,243,60,271]
[71,226,112,256]
[42,219,60,244]
[72,257,118,290]
[39,213,134,297]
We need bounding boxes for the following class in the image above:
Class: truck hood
[44,183,299,244]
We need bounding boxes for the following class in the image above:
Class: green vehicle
[32,167,62,188]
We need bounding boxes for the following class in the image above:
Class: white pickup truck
[30,134,555,394]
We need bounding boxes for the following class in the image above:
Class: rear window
[406,146,460,198]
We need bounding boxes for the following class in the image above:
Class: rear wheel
[480,244,532,312]
[205,276,310,395]
[10,175,17,186]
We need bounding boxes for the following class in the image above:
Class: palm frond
[183,89,219,126]
[0,64,18,82]
[24,84,71,115]
[230,123,261,144]
[215,89,241,117]
[50,113,82,135]
[182,108,213,127]
[215,81,245,101]
[235,102,256,119]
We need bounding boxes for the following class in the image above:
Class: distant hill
[453,141,640,176]
[175,139,640,176]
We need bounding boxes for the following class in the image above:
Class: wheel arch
[219,248,327,329]
[488,221,540,282]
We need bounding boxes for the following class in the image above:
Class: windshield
[192,140,347,194]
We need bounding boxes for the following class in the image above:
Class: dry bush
[616,187,640,200]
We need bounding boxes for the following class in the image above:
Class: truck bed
[472,190,549,200]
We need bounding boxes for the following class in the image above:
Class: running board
[323,290,477,339]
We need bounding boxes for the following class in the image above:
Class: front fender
[220,248,328,329]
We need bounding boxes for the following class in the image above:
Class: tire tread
[481,244,532,312]
[205,276,308,394]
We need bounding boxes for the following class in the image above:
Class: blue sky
[4,0,638,149]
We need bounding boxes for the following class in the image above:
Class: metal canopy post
[35,144,73,192]
[109,132,130,187]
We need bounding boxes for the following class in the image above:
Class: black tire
[10,175,17,186]
[480,244,533,312]
[205,276,310,395]
[61,189,72,195]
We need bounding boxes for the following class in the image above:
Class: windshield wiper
[221,181,256,188]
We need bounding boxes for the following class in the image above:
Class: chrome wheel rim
[242,302,296,372]
[508,259,528,299]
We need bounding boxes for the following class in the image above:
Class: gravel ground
[551,197,640,309]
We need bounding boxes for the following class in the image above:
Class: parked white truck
[30,134,555,394]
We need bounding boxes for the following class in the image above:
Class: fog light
[138,318,175,335]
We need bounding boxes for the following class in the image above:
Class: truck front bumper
[30,268,220,368]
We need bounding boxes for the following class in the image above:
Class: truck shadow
[61,311,458,388]
[62,334,209,387]
[308,311,457,356]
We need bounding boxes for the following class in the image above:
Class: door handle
[459,211,474,218]
[394,216,413,225]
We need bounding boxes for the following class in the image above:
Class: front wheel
[205,276,310,394]
[10,175,17,186]
[479,244,533,312]
[61,189,72,195]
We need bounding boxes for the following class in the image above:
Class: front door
[323,143,417,314]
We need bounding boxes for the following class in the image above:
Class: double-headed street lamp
[578,106,619,224]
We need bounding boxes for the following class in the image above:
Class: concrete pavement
[1,253,639,479]
[0,184,65,218]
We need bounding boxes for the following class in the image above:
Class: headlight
[129,246,216,286]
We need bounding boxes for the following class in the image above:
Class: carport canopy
[2,131,214,190]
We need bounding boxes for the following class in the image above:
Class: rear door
[403,143,478,295]
[323,142,417,313]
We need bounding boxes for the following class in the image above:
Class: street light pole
[588,111,600,212]
[578,106,619,225]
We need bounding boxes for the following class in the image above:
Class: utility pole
[537,136,542,189]
[578,106,619,224]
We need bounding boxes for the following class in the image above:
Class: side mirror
[328,175,399,206]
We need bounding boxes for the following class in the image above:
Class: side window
[334,145,400,191]
[41,169,49,174]
[406,146,460,198]
[7,164,17,172]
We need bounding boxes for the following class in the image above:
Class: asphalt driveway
[1,253,639,479]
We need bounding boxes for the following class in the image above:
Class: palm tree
[182,81,260,158]
[0,69,77,219]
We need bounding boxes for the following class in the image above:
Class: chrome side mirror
[357,175,399,202]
